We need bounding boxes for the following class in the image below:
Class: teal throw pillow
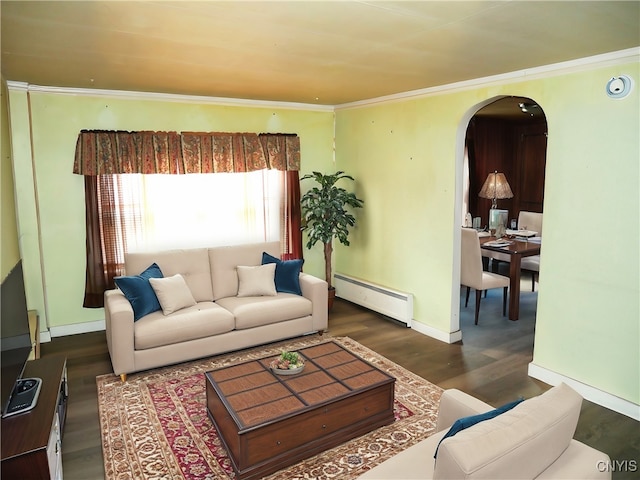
[261,252,304,295]
[114,263,164,321]
[434,397,524,458]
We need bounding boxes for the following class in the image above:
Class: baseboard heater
[334,273,413,327]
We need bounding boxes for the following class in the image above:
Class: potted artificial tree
[300,171,364,310]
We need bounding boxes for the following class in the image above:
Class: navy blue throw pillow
[114,263,164,321]
[261,252,304,295]
[434,397,524,459]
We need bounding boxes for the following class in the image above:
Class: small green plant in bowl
[270,351,305,372]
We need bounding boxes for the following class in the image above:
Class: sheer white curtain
[112,170,282,254]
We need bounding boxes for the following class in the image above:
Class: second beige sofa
[358,383,610,480]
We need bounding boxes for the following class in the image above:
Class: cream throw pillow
[149,274,197,315]
[237,264,277,297]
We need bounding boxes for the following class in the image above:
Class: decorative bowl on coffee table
[270,364,305,375]
[269,351,305,375]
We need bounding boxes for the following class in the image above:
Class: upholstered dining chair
[521,255,541,291]
[518,211,543,291]
[489,211,543,291]
[460,228,510,325]
[517,211,543,236]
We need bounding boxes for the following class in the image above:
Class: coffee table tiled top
[207,340,395,430]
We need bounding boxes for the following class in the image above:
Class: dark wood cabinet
[1,355,68,479]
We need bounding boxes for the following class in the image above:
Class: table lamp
[478,171,513,230]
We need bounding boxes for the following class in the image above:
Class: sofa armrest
[104,289,136,377]
[299,273,328,333]
[435,389,494,432]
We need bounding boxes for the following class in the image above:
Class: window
[102,170,283,262]
[78,130,302,308]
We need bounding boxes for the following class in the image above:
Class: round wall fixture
[605,75,633,99]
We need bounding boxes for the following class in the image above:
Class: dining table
[479,235,541,321]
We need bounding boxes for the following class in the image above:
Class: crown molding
[336,47,640,110]
[5,81,29,92]
[4,81,334,113]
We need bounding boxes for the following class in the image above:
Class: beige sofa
[359,383,611,480]
[104,241,327,381]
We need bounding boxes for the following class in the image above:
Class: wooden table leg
[508,255,522,320]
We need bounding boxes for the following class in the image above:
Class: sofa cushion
[237,264,277,297]
[262,252,304,295]
[433,383,582,479]
[216,293,312,330]
[134,302,235,350]
[114,263,164,321]
[149,274,197,315]
[434,397,524,458]
[209,241,280,300]
[125,248,213,302]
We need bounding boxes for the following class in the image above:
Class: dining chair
[490,211,542,291]
[460,228,510,325]
[521,255,540,291]
[517,211,543,236]
[518,211,543,291]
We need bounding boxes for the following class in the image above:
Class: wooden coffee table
[205,340,395,480]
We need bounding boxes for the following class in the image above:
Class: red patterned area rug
[97,336,443,479]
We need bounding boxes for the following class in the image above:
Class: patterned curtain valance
[73,130,300,175]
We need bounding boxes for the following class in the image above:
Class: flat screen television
[1,260,37,417]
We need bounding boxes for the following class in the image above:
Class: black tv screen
[1,261,33,416]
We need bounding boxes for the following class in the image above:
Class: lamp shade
[478,171,513,209]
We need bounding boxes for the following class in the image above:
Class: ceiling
[1,1,639,106]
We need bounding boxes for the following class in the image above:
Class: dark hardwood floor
[42,288,639,479]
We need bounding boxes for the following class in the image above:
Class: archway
[451,95,548,337]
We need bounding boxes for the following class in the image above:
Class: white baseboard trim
[411,320,463,344]
[528,362,640,421]
[48,319,106,339]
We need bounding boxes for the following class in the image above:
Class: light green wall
[1,77,21,281]
[7,90,334,329]
[334,97,460,333]
[335,61,639,405]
